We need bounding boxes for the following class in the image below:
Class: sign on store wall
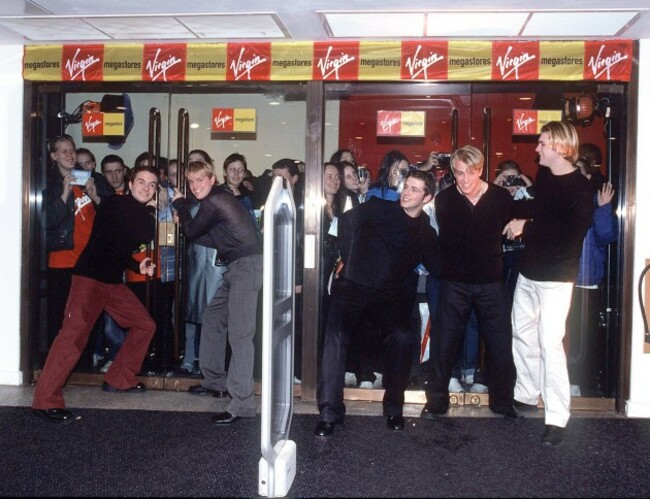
[377,110,426,137]
[512,109,563,135]
[211,108,257,133]
[82,112,125,137]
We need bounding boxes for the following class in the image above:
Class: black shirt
[74,194,156,284]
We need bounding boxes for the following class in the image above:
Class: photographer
[494,160,533,200]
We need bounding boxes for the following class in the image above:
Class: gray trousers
[199,254,263,417]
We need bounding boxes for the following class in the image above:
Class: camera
[434,153,451,169]
[357,166,368,181]
[502,174,526,187]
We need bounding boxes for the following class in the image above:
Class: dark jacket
[44,166,115,252]
[173,185,262,263]
[337,197,439,291]
[74,194,156,284]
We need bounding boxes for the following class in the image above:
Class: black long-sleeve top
[73,194,156,284]
[435,183,513,283]
[173,185,262,262]
[337,197,439,291]
[512,166,594,282]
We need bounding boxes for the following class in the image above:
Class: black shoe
[314,421,338,437]
[386,415,405,431]
[102,381,147,393]
[33,408,77,424]
[188,384,229,398]
[491,405,524,420]
[514,400,539,412]
[541,425,564,446]
[211,411,240,425]
[420,401,448,420]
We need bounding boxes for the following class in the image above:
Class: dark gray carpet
[1,407,648,497]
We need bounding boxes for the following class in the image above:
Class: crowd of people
[35,122,618,447]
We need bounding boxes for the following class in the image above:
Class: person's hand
[502,218,527,239]
[172,188,185,202]
[61,173,74,202]
[139,257,155,276]
[597,182,615,207]
[420,151,439,172]
[85,177,100,203]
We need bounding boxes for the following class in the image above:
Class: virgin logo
[65,48,100,81]
[317,46,355,80]
[405,45,444,79]
[515,113,535,132]
[588,45,628,80]
[230,48,267,81]
[213,111,232,129]
[84,118,102,133]
[496,46,535,79]
[380,116,400,134]
[145,48,183,81]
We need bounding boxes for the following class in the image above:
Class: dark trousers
[318,278,418,422]
[33,275,156,409]
[426,280,516,411]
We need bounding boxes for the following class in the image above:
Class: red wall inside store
[336,93,608,182]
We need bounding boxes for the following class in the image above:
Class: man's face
[535,131,563,167]
[225,160,246,189]
[77,152,96,172]
[272,168,298,191]
[51,140,76,171]
[102,161,126,190]
[452,159,482,197]
[400,177,431,216]
[342,165,359,192]
[186,171,216,200]
[129,171,158,204]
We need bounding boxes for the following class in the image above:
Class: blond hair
[451,145,484,172]
[186,160,215,179]
[540,121,579,163]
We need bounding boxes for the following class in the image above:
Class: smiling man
[172,160,263,426]
[315,169,440,437]
[421,145,521,423]
[33,163,160,424]
[503,121,594,446]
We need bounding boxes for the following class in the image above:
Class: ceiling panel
[179,14,287,39]
[0,18,110,41]
[87,17,195,40]
[523,11,639,37]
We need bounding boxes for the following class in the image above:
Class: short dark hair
[101,154,125,171]
[130,163,158,182]
[272,158,300,177]
[224,153,247,170]
[406,169,436,197]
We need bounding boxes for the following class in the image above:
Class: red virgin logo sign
[142,44,186,82]
[492,42,539,81]
[401,41,448,80]
[584,41,631,81]
[212,108,234,132]
[82,112,103,136]
[313,42,360,80]
[227,43,271,81]
[62,45,103,81]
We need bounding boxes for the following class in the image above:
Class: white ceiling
[0,0,648,44]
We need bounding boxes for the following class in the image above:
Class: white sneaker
[469,382,488,393]
[100,360,113,374]
[293,376,302,385]
[92,353,104,368]
[448,377,464,393]
[462,374,474,385]
[373,372,383,389]
[344,372,357,387]
[359,381,373,389]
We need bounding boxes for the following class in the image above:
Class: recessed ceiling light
[323,12,425,37]
[426,12,528,37]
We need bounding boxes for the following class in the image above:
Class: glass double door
[28,79,625,402]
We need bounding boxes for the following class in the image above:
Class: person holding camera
[494,160,533,200]
[44,136,114,360]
